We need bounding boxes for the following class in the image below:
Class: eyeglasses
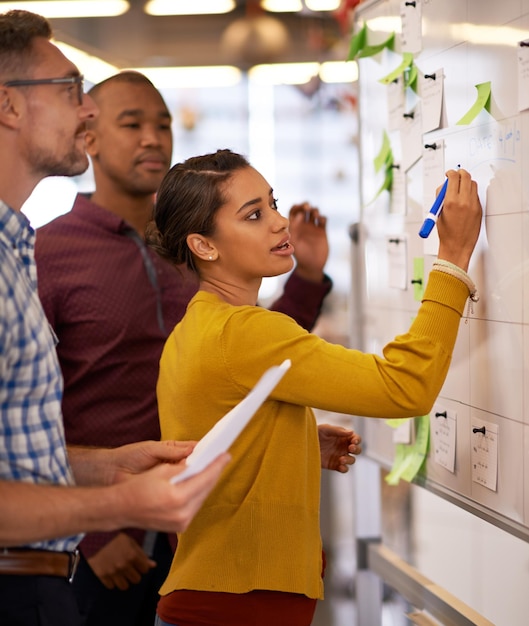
[3,75,84,106]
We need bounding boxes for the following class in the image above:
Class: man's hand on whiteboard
[436,168,483,272]
[318,424,362,473]
[288,202,329,283]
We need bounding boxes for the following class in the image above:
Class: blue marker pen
[419,166,460,239]
[418,178,448,238]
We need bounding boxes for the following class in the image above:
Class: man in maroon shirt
[35,71,333,626]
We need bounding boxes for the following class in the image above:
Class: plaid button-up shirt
[0,200,81,552]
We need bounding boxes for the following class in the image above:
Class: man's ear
[0,86,23,130]
[186,234,218,262]
[84,129,98,157]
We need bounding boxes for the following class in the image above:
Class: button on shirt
[0,200,81,552]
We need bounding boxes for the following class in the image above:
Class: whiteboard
[353,0,529,541]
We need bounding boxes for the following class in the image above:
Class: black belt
[0,548,80,582]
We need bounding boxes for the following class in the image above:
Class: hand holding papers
[171,359,291,484]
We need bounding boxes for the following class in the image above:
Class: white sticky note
[393,418,412,444]
[400,0,423,54]
[517,42,529,112]
[387,77,406,132]
[400,103,423,172]
[430,406,456,473]
[471,419,498,492]
[390,165,407,215]
[420,69,444,133]
[387,235,408,290]
[421,140,445,255]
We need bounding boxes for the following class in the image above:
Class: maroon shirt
[35,194,331,556]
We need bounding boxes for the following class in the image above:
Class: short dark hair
[0,10,52,81]
[148,149,250,272]
[88,70,158,102]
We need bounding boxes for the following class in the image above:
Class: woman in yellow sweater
[150,149,482,626]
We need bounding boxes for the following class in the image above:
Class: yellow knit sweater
[157,271,469,599]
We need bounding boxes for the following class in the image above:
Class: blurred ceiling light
[53,40,119,84]
[304,0,340,10]
[366,15,528,45]
[365,16,402,33]
[249,62,319,85]
[0,1,129,18]
[250,60,358,85]
[320,60,358,83]
[448,22,528,46]
[129,65,242,88]
[144,0,235,15]
[260,0,302,11]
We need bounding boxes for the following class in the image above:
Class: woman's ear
[186,234,218,262]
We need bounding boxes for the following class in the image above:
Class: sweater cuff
[423,270,471,316]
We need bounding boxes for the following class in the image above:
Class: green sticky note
[347,23,394,61]
[347,22,367,61]
[385,415,430,485]
[404,62,418,91]
[379,52,414,85]
[456,81,492,125]
[371,165,393,204]
[385,444,410,485]
[386,418,405,429]
[412,257,424,301]
[400,415,429,482]
[358,32,395,59]
[374,130,392,173]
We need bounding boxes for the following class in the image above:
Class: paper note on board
[387,235,407,289]
[430,406,456,473]
[400,0,422,55]
[400,103,423,171]
[471,418,498,492]
[420,69,444,133]
[171,359,291,484]
[421,140,445,255]
[517,41,529,111]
